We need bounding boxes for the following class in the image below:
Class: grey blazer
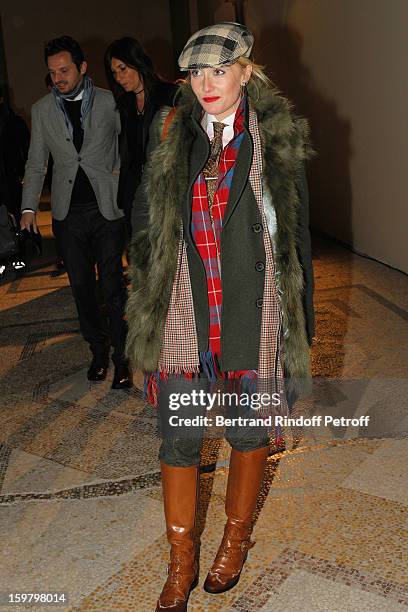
[21,87,123,221]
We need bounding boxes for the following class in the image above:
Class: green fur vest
[126,83,314,390]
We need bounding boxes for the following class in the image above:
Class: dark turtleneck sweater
[63,99,97,210]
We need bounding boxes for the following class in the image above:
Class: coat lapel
[49,97,72,143]
[222,127,253,228]
[81,111,92,151]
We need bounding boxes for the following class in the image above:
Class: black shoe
[111,364,132,389]
[12,260,26,275]
[87,358,109,381]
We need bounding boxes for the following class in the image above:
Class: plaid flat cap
[178,22,254,71]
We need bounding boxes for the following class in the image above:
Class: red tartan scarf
[191,100,245,366]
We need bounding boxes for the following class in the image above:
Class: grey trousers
[158,377,270,467]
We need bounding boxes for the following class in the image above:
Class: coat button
[252,223,263,233]
[68,179,73,183]
[77,156,82,162]
[256,298,263,308]
[255,261,265,272]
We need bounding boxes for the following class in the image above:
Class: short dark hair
[104,37,159,106]
[44,35,85,70]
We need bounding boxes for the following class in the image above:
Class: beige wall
[1,0,175,121]
[5,0,407,271]
[189,0,408,272]
[284,0,408,273]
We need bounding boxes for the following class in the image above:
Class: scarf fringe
[199,351,220,381]
[144,369,199,407]
[144,353,283,446]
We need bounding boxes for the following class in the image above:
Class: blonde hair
[237,57,273,88]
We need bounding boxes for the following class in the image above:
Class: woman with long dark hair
[126,22,314,611]
[104,37,177,235]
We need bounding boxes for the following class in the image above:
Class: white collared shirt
[202,111,236,149]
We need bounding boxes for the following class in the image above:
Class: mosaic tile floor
[0,212,407,611]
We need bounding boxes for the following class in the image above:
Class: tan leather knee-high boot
[203,446,269,594]
[156,462,199,611]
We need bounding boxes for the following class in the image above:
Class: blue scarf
[52,75,95,139]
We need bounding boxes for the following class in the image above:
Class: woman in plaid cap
[126,22,314,611]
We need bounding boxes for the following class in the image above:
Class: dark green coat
[127,83,314,388]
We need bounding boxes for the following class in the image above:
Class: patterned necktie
[203,121,226,216]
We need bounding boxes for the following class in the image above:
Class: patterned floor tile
[0,216,406,611]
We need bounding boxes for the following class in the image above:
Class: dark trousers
[51,218,64,262]
[53,205,127,366]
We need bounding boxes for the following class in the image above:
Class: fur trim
[126,83,313,387]
[125,100,194,372]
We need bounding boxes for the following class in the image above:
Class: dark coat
[0,105,30,218]
[117,81,178,218]
[127,83,314,390]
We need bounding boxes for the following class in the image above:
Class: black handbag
[0,204,19,260]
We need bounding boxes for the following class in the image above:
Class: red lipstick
[203,96,220,103]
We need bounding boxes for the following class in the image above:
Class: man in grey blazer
[21,36,131,389]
